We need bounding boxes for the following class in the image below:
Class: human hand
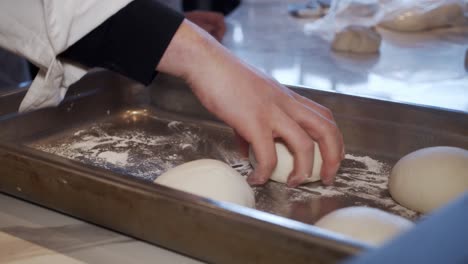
[185,11,226,42]
[158,20,344,187]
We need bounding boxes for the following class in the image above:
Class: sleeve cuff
[60,0,184,85]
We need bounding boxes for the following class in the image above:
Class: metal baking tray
[0,70,466,263]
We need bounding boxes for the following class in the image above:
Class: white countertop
[223,1,468,112]
[0,194,202,264]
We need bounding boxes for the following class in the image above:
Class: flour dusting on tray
[31,120,241,181]
[217,151,419,220]
[30,114,419,222]
[301,154,419,220]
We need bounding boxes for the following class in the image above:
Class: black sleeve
[60,0,184,85]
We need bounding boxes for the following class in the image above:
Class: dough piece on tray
[315,206,414,246]
[155,159,255,208]
[389,146,468,213]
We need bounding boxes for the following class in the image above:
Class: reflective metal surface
[223,1,468,112]
[0,71,466,263]
[151,74,467,223]
[0,71,363,264]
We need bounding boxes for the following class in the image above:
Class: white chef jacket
[0,0,133,112]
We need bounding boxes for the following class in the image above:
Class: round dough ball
[389,146,468,214]
[379,4,464,32]
[315,206,414,246]
[154,159,255,208]
[249,141,322,184]
[332,26,382,54]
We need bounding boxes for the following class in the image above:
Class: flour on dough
[154,159,255,208]
[332,26,382,54]
[315,206,414,246]
[249,141,322,184]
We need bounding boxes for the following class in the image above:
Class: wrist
[156,19,219,82]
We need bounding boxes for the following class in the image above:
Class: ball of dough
[332,26,382,54]
[154,159,255,208]
[315,206,414,246]
[389,146,468,214]
[379,3,464,32]
[249,142,323,184]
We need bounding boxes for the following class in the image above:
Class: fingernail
[322,176,335,186]
[247,172,267,186]
[325,164,340,185]
[322,170,336,185]
[287,176,301,188]
[249,178,268,186]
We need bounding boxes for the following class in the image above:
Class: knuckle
[322,120,339,135]
[322,108,334,120]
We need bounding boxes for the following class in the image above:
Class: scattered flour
[31,116,419,222]
[299,153,419,220]
[344,154,384,173]
[252,153,419,221]
[228,152,418,220]
[32,122,204,180]
[98,151,128,165]
[31,120,242,182]
[168,121,184,130]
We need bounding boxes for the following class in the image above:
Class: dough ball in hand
[332,25,382,54]
[389,146,468,214]
[249,141,323,185]
[154,159,255,208]
[315,206,414,246]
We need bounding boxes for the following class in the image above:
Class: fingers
[282,97,344,185]
[292,92,336,123]
[307,121,343,185]
[273,112,317,188]
[292,93,346,163]
[246,131,277,186]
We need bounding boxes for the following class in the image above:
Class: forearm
[157,20,225,81]
[156,19,252,110]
